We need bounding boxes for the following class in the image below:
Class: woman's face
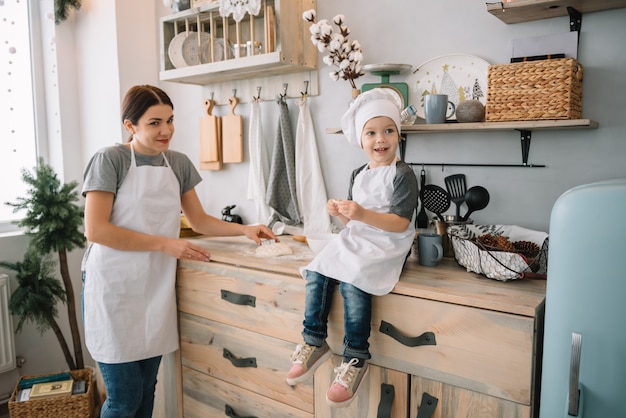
[124,104,174,156]
[360,116,399,168]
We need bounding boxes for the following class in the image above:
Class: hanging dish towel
[296,96,332,234]
[266,96,301,226]
[247,99,273,224]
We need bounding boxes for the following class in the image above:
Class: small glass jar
[401,104,417,125]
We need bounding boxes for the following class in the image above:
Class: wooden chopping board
[221,96,243,163]
[265,4,275,53]
[199,98,222,171]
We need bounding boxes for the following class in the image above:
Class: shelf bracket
[518,129,532,166]
[567,6,582,41]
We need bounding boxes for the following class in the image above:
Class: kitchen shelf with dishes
[159,0,317,86]
[326,118,599,167]
[486,0,626,24]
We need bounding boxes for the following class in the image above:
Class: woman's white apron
[84,144,181,363]
[302,163,414,296]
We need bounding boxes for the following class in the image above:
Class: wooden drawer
[327,291,540,405]
[179,312,314,414]
[177,263,305,343]
[182,366,314,418]
[411,375,530,418]
[314,356,409,418]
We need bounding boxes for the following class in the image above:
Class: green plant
[55,0,82,24]
[3,157,86,370]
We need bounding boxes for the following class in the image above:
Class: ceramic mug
[424,94,456,124]
[418,233,444,267]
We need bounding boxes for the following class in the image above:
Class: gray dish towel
[266,97,301,226]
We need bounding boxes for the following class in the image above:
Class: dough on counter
[255,241,293,257]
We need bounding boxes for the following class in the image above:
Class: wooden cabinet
[159,0,317,85]
[175,237,546,417]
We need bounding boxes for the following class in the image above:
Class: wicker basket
[486,58,583,121]
[9,368,95,418]
[448,224,549,281]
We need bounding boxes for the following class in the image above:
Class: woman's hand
[242,224,276,245]
[163,237,211,262]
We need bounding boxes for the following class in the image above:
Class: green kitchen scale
[360,63,412,107]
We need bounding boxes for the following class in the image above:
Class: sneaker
[326,358,369,408]
[286,341,332,385]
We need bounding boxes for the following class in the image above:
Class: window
[0,0,41,231]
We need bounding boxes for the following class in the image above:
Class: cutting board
[199,99,222,171]
[264,4,275,53]
[221,96,243,163]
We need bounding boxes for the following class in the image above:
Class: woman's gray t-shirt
[82,143,202,197]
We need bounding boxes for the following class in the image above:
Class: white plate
[363,63,412,75]
[407,54,490,120]
[168,32,215,68]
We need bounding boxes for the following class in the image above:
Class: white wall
[2,0,626,399]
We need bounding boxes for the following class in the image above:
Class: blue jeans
[97,356,162,418]
[302,270,372,362]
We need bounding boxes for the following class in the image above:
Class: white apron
[84,144,181,363]
[302,164,415,296]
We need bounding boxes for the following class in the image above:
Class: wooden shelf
[325,119,598,135]
[326,119,598,167]
[487,0,626,24]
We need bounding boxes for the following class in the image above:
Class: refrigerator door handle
[568,332,583,416]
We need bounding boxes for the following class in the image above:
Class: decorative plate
[407,54,490,120]
[168,32,212,68]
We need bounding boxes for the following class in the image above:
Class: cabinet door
[182,366,314,418]
[411,375,530,418]
[177,264,305,343]
[326,291,538,406]
[314,356,409,418]
[179,313,314,414]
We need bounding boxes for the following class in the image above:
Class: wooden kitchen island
[174,236,546,418]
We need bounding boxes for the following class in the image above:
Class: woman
[82,85,275,417]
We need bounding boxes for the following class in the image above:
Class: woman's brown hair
[121,85,174,142]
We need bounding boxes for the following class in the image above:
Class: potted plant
[2,157,86,370]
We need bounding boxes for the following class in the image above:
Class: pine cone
[513,240,541,259]
[475,234,515,252]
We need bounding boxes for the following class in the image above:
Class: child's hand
[327,199,341,216]
[335,199,363,221]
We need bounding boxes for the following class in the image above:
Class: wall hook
[301,81,309,96]
[253,86,262,101]
[231,89,237,98]
[282,83,288,98]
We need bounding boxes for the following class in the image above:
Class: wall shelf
[159,0,317,86]
[326,119,599,167]
[487,0,626,24]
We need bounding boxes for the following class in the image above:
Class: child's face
[360,116,399,168]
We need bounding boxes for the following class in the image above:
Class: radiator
[0,274,16,374]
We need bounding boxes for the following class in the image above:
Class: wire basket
[448,224,549,281]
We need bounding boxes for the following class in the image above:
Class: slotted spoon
[444,174,466,221]
[420,184,451,223]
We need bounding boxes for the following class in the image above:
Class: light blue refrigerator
[540,178,626,418]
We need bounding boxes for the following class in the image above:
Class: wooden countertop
[181,235,546,317]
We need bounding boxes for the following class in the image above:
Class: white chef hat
[340,87,403,148]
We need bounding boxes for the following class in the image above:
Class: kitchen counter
[176,235,546,417]
[182,235,546,317]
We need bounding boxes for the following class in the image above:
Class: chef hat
[340,88,403,148]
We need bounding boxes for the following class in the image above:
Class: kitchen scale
[361,63,412,107]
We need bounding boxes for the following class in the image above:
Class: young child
[286,88,418,407]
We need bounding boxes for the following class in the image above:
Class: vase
[351,89,361,99]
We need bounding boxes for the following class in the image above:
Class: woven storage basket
[9,368,95,418]
[486,58,583,121]
[448,224,549,281]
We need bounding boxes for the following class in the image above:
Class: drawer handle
[376,383,395,418]
[379,320,437,347]
[221,289,256,307]
[225,404,257,418]
[416,392,438,418]
[223,348,257,368]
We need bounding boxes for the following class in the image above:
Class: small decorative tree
[3,157,86,370]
